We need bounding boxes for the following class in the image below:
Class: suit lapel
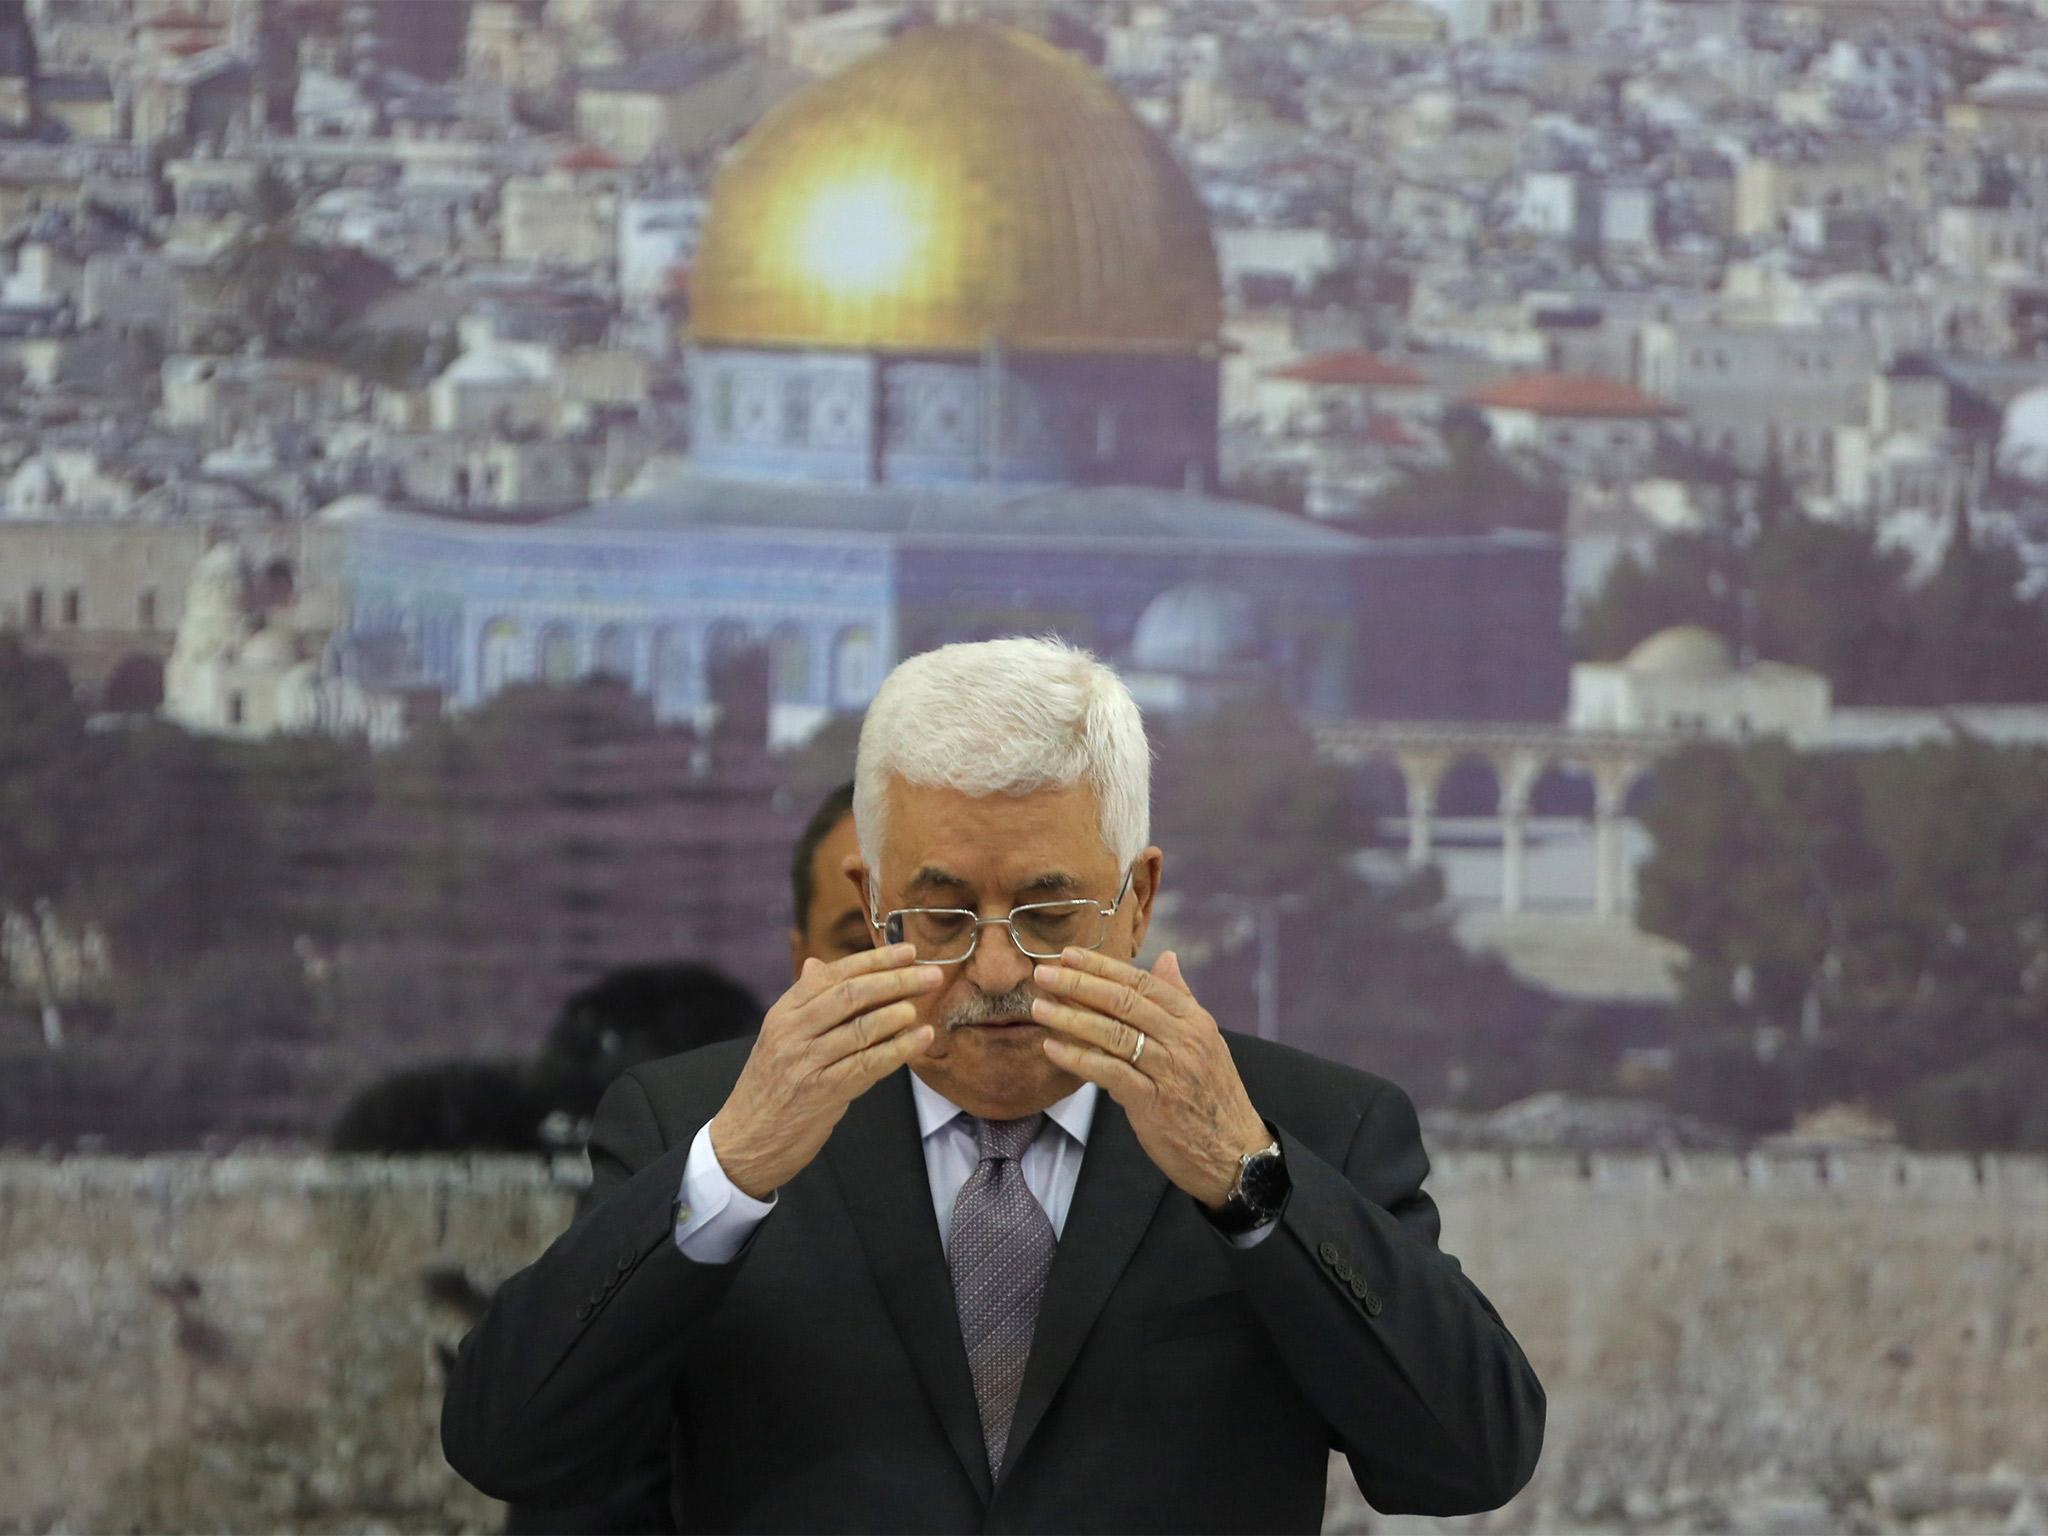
[999,1091,1170,1485]
[821,1069,994,1503]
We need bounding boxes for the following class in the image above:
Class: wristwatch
[1203,1122,1290,1237]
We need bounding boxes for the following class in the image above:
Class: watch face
[1239,1147,1288,1217]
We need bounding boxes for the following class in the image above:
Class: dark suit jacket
[442,1032,1545,1534]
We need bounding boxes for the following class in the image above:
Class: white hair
[854,636,1151,880]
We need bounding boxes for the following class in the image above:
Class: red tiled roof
[556,144,624,173]
[1265,349,1429,387]
[1465,372,1681,419]
[1362,414,1424,449]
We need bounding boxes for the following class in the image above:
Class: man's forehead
[879,778,1114,887]
[904,862,1085,896]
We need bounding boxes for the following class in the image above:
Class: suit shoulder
[1221,1031,1411,1141]
[615,1035,754,1139]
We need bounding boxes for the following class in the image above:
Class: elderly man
[442,637,1544,1533]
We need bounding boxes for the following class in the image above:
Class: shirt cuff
[673,1119,777,1264]
[1227,1215,1279,1249]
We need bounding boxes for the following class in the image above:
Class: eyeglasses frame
[869,868,1136,966]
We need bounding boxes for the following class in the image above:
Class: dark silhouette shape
[329,1060,548,1154]
[531,962,763,1124]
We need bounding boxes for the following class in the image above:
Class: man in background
[789,780,866,971]
[500,779,869,1534]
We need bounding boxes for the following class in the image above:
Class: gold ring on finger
[1129,1029,1147,1066]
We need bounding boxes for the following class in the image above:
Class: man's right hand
[708,943,945,1199]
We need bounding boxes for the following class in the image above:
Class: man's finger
[797,962,946,1037]
[828,1022,936,1091]
[1041,1034,1153,1107]
[1054,947,1195,1019]
[1032,960,1181,1037]
[812,998,924,1066]
[1028,995,1145,1065]
[791,941,918,1005]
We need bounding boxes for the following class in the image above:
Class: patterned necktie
[947,1112,1056,1480]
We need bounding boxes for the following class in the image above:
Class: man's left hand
[1031,949,1270,1209]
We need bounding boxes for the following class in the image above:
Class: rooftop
[1266,349,1429,387]
[1466,373,1682,420]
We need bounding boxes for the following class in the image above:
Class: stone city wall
[2,1150,2044,1535]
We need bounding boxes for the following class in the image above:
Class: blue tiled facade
[337,478,1568,730]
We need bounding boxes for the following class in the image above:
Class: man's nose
[964,920,1034,995]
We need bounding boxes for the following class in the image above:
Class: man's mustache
[943,984,1039,1032]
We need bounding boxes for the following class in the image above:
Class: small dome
[1625,625,1733,678]
[1131,582,1262,677]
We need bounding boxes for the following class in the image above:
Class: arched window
[538,624,577,684]
[771,624,810,703]
[650,626,688,704]
[832,625,878,706]
[594,624,634,681]
[478,617,521,693]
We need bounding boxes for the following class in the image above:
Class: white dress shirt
[673,1073,1273,1263]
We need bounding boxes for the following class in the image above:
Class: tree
[1150,698,1551,1106]
[202,172,400,358]
[1636,740,1876,1033]
[1573,530,1743,661]
[1352,405,1567,536]
[1633,737,2048,1138]
[0,638,99,1044]
[80,722,277,976]
[1902,515,2048,703]
[1749,515,1913,701]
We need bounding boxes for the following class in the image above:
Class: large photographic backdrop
[2,1,2045,1531]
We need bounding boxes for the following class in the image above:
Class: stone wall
[2,1149,2044,1534]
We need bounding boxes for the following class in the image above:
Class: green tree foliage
[202,170,401,358]
[1574,529,1743,663]
[82,723,278,974]
[1902,515,2048,702]
[1578,503,2048,704]
[0,638,97,1011]
[1749,516,1914,701]
[1351,405,1567,536]
[1635,738,2048,1140]
[1151,698,1548,1105]
[1636,740,1876,1028]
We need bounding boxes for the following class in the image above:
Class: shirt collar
[909,1068,1099,1149]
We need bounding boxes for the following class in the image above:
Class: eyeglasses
[872,870,1134,965]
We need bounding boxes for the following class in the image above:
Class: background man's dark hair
[790,779,856,926]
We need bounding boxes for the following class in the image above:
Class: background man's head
[850,636,1160,1119]
[533,962,763,1120]
[789,780,866,977]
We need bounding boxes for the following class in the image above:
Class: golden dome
[689,24,1222,354]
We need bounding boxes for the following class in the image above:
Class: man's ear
[843,852,874,928]
[1127,846,1164,955]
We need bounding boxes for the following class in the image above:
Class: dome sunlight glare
[799,177,924,298]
